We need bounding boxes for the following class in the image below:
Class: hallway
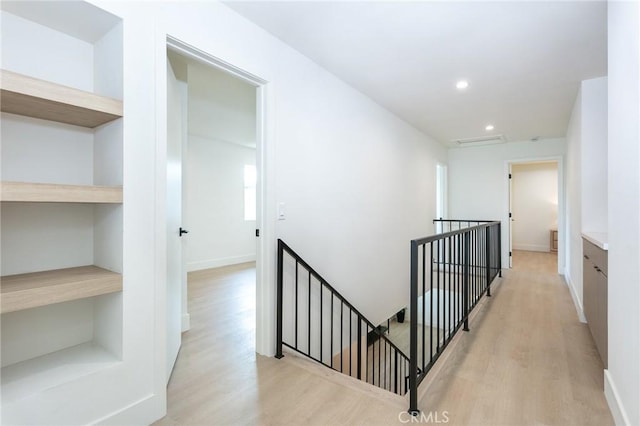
[420,250,613,425]
[157,252,613,425]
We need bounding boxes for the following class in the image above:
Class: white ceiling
[225,1,607,146]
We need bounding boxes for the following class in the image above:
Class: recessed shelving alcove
[0,1,125,413]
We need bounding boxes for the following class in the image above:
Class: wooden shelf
[1,266,122,314]
[1,181,122,203]
[0,69,122,128]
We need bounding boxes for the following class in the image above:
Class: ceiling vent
[453,134,506,147]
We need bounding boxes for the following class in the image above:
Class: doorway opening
[508,160,560,272]
[165,41,266,381]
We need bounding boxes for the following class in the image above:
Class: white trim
[505,156,565,275]
[512,244,550,252]
[181,313,190,332]
[255,81,277,357]
[436,162,448,221]
[164,37,275,358]
[563,271,586,323]
[153,22,169,420]
[187,254,257,271]
[166,37,266,86]
[93,393,161,426]
[604,369,632,426]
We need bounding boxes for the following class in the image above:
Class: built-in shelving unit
[1,266,123,314]
[1,3,124,420]
[1,181,122,203]
[0,69,123,128]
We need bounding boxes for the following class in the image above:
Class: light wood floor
[155,252,613,425]
[420,250,613,425]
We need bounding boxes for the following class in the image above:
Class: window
[244,165,256,221]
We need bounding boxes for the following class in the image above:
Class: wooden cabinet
[583,238,607,367]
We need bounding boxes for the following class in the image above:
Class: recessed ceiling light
[485,124,495,131]
[456,80,469,90]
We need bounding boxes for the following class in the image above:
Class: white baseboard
[513,243,549,252]
[181,313,190,332]
[187,254,256,272]
[563,272,586,323]
[604,369,632,426]
[95,393,165,425]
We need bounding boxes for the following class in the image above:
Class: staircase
[275,239,411,395]
[276,219,502,414]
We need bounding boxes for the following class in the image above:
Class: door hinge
[255,229,260,237]
[509,212,512,218]
[509,173,512,179]
[509,251,512,257]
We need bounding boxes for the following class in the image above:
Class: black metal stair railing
[408,220,502,414]
[433,218,495,233]
[275,239,411,395]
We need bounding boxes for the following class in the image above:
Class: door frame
[505,156,564,274]
[435,162,448,234]
[158,35,275,359]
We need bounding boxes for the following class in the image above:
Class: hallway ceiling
[224,1,607,146]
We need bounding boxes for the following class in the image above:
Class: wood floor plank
[157,252,613,425]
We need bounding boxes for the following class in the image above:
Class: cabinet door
[583,257,596,325]
[595,270,608,367]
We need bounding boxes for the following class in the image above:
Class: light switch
[278,202,286,220]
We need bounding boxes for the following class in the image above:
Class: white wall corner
[604,369,632,426]
[181,313,191,332]
[563,272,586,323]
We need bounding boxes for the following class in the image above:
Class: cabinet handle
[584,255,589,260]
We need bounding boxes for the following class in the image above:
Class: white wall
[605,2,640,425]
[183,59,257,271]
[448,138,566,270]
[511,162,558,252]
[155,0,447,331]
[581,77,608,233]
[187,60,256,147]
[272,70,446,326]
[0,10,94,91]
[73,0,447,423]
[1,4,127,424]
[186,135,256,270]
[0,11,95,276]
[565,77,608,324]
[565,88,583,320]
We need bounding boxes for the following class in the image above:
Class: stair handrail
[408,220,502,414]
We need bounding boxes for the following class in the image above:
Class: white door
[166,60,184,382]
